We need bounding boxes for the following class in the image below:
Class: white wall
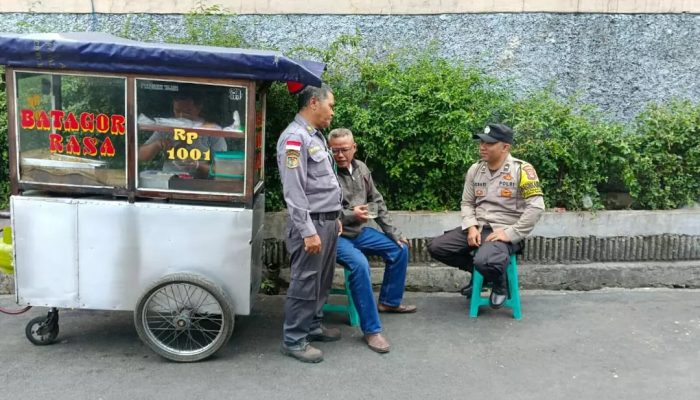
[2,0,699,14]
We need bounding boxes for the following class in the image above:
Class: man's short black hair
[298,83,332,111]
[173,87,203,106]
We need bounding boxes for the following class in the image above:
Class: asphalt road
[1,289,699,400]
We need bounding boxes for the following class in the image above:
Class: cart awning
[0,32,325,86]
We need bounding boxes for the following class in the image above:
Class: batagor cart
[0,32,323,362]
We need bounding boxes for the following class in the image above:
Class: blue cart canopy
[0,32,325,86]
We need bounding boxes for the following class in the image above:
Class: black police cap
[473,123,514,144]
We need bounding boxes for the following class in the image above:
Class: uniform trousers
[283,217,339,346]
[427,227,520,283]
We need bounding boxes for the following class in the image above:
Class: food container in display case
[210,150,245,179]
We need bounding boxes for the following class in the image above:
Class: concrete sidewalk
[1,289,699,400]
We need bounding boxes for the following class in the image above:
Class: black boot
[460,274,474,297]
[489,272,509,309]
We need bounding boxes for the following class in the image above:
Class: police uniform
[276,114,342,347]
[428,126,545,285]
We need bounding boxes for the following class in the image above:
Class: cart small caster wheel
[25,316,59,345]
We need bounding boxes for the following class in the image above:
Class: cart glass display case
[15,71,127,189]
[135,79,249,196]
[10,70,259,204]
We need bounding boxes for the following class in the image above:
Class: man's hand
[467,226,481,247]
[353,205,369,223]
[486,229,509,243]
[337,219,343,236]
[159,137,174,151]
[397,236,410,248]
[304,234,322,254]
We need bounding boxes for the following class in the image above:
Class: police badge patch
[523,164,538,180]
[286,155,299,169]
[286,149,300,169]
[519,163,543,198]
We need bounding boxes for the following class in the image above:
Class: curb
[277,261,700,293]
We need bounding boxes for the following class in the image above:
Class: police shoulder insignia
[308,146,321,155]
[523,164,538,180]
[519,163,543,198]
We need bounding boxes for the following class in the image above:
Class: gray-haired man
[276,84,343,363]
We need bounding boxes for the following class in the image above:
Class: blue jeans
[336,227,409,334]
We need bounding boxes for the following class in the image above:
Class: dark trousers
[283,218,339,345]
[427,226,520,283]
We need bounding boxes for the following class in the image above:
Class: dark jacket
[336,159,401,241]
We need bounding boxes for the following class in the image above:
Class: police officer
[276,84,343,363]
[428,123,545,308]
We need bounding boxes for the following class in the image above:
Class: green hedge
[503,92,633,210]
[267,37,698,211]
[626,100,700,209]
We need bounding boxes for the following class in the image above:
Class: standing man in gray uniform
[276,84,343,363]
[428,123,545,308]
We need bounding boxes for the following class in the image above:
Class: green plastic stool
[469,254,522,320]
[322,267,360,327]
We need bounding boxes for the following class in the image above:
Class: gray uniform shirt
[460,154,545,243]
[336,159,401,241]
[276,114,342,238]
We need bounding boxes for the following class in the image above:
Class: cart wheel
[134,273,234,362]
[25,310,60,346]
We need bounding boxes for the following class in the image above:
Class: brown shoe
[280,342,324,363]
[308,325,341,342]
[378,303,417,314]
[364,333,391,353]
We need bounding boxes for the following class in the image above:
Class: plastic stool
[469,254,522,320]
[322,267,360,327]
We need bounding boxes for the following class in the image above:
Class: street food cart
[0,32,324,362]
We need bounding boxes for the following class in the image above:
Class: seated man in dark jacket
[328,128,416,354]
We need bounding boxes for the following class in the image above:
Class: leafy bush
[264,82,299,211]
[330,55,510,210]
[625,100,700,209]
[504,91,633,209]
[163,2,247,48]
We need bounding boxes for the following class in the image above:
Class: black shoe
[489,273,509,309]
[489,289,507,309]
[307,325,341,342]
[460,276,474,297]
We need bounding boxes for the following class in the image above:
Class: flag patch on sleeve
[286,140,302,152]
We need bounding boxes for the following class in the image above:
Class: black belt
[310,211,341,220]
